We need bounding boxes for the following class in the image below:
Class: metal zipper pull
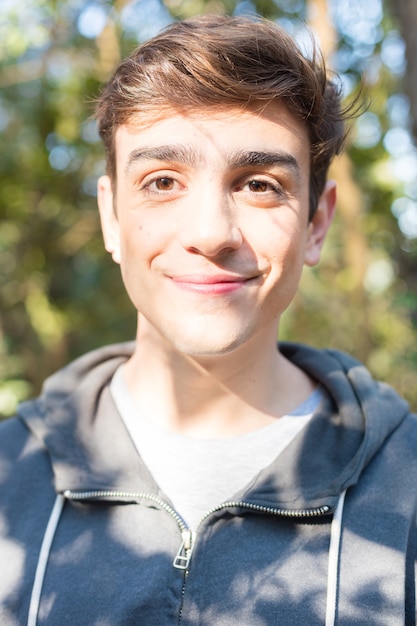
[173,529,195,570]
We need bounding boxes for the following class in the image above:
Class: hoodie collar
[240,343,409,510]
[18,342,409,510]
[18,343,157,494]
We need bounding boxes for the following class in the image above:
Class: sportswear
[0,342,416,625]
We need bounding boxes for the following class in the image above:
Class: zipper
[64,490,331,626]
[173,529,196,570]
[174,500,331,570]
[64,489,192,626]
[175,530,196,626]
[178,501,331,567]
[65,489,330,569]
[199,500,331,524]
[175,500,330,626]
[64,489,197,569]
[63,488,189,537]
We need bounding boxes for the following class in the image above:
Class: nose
[179,188,243,257]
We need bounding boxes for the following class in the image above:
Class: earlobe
[304,180,337,267]
[97,175,121,265]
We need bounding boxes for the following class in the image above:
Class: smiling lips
[169,273,257,295]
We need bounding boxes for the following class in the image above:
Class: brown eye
[154,177,175,190]
[248,180,269,193]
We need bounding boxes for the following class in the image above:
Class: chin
[171,330,247,358]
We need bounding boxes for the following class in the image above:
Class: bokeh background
[1,0,417,416]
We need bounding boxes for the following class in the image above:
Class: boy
[1,15,416,625]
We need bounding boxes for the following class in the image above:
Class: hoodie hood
[261,343,410,509]
[18,342,151,494]
[17,342,410,511]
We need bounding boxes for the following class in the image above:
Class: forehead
[114,103,310,175]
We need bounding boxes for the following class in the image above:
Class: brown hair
[95,14,349,218]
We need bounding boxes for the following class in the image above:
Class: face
[98,104,335,357]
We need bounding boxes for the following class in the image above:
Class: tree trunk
[306,0,372,361]
[391,0,417,141]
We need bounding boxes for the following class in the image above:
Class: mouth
[168,273,258,295]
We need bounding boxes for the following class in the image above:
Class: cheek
[117,213,150,261]
[255,214,307,270]
[117,222,148,287]
[118,207,174,254]
[117,215,172,293]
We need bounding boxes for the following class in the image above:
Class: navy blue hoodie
[0,342,416,625]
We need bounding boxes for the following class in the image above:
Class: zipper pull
[173,529,195,570]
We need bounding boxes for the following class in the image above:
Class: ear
[97,175,121,264]
[304,180,337,267]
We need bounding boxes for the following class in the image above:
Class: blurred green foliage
[1,0,416,416]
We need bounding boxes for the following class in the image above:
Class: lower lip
[170,279,250,295]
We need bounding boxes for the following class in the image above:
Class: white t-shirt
[110,366,322,529]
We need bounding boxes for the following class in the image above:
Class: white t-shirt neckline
[110,366,322,529]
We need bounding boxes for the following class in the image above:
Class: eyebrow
[231,150,301,177]
[125,145,301,179]
[125,145,202,173]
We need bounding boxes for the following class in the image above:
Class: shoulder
[0,415,34,466]
[0,413,56,538]
[383,410,417,460]
[356,410,417,515]
[0,414,55,502]
[0,416,57,620]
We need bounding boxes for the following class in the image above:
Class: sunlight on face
[98,104,334,358]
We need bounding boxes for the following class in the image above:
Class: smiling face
[98,104,335,358]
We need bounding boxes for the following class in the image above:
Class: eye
[247,180,270,193]
[241,178,283,195]
[139,174,185,198]
[233,175,286,208]
[150,177,175,191]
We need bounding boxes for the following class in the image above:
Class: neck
[123,317,315,438]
